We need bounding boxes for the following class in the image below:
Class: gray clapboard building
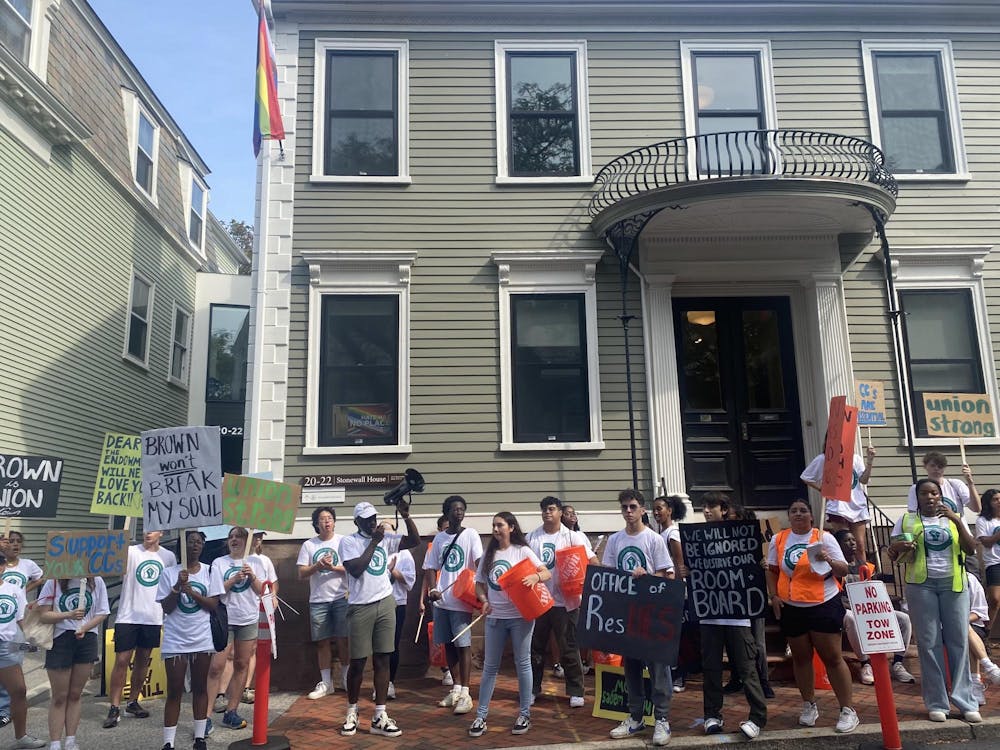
[247,0,1000,538]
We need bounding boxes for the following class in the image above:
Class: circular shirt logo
[1,571,27,589]
[58,590,93,614]
[488,560,511,591]
[367,547,388,576]
[312,547,339,568]
[616,546,648,573]
[784,543,808,571]
[178,581,207,614]
[136,560,164,588]
[443,544,465,574]
[541,542,556,570]
[225,566,251,593]
[941,495,958,513]
[0,595,17,624]
[924,524,953,552]
[852,470,860,490]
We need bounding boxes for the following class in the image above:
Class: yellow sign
[592,664,654,726]
[923,393,995,438]
[91,433,143,517]
[103,628,166,701]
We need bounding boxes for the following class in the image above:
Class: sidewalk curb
[482,717,1000,750]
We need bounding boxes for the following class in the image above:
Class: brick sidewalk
[269,658,994,750]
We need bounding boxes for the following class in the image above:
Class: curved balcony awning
[590,130,897,241]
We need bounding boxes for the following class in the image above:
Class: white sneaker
[14,738,45,750]
[891,662,915,683]
[442,669,454,687]
[552,663,565,678]
[609,716,645,739]
[928,710,947,722]
[569,696,585,708]
[982,662,1000,685]
[964,710,983,724]
[341,708,359,736]
[704,717,723,734]
[439,690,459,707]
[652,719,671,746]
[453,694,474,715]
[64,740,80,750]
[972,676,986,705]
[387,681,396,700]
[371,712,402,737]
[835,706,859,734]
[739,720,761,740]
[307,681,331,700]
[859,662,874,685]
[798,701,819,727]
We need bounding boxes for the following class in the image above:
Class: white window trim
[492,250,605,451]
[121,89,160,203]
[301,249,417,455]
[310,38,410,184]
[167,302,192,389]
[178,162,209,256]
[494,40,593,185]
[5,0,59,79]
[123,269,154,369]
[887,245,998,446]
[861,40,969,181]
[680,40,778,141]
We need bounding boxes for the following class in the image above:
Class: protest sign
[141,426,223,531]
[576,566,684,664]
[922,393,995,438]
[592,664,654,726]
[45,530,129,579]
[821,396,858,502]
[0,454,63,518]
[680,520,765,620]
[845,580,904,654]
[91,433,143,517]
[104,628,165,701]
[222,473,301,533]
[856,380,886,427]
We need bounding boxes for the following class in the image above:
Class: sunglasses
[620,503,641,511]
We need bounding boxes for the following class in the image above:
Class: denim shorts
[0,640,25,669]
[228,622,259,644]
[434,607,473,648]
[310,598,348,642]
[45,631,99,669]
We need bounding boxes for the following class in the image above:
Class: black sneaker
[193,739,208,750]
[511,715,531,735]
[126,700,150,718]
[763,682,776,699]
[722,679,744,694]
[102,706,121,729]
[162,744,174,750]
[0,714,10,728]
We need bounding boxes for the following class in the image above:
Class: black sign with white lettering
[576,566,684,664]
[0,454,63,518]
[680,520,766,620]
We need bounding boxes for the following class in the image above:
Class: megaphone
[384,468,425,506]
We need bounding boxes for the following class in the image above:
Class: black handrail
[590,129,898,217]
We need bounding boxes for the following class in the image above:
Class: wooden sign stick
[960,437,968,466]
[451,613,485,643]
[179,530,188,569]
[867,426,873,450]
[2,518,10,542]
[78,576,86,617]
[414,609,425,644]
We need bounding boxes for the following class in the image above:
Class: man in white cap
[339,498,420,738]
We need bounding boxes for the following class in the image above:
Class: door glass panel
[743,309,785,409]
[681,310,722,410]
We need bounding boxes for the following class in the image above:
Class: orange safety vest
[774,528,828,603]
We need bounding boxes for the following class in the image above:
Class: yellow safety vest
[900,513,965,592]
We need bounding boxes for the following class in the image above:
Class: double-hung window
[125,271,154,366]
[188,178,206,248]
[0,0,31,64]
[312,39,409,182]
[862,41,967,178]
[135,111,157,194]
[495,41,591,183]
[169,305,192,386]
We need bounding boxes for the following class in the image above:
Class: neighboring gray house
[0,0,248,554]
[247,0,1000,540]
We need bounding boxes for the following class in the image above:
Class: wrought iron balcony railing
[590,129,898,218]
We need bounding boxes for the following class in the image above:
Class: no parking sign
[845,580,903,654]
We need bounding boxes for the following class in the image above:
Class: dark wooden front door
[674,297,805,510]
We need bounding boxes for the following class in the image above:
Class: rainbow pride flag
[253,2,285,157]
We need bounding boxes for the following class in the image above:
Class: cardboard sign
[821,396,858,502]
[576,566,684,664]
[103,628,165,700]
[140,426,223,531]
[923,393,995,438]
[0,454,63,518]
[45,530,129,579]
[856,380,886,427]
[681,520,766,620]
[90,433,143,517]
[845,580,904,654]
[222,473,301,533]
[592,664,655,726]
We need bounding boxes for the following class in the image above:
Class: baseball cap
[354,502,378,520]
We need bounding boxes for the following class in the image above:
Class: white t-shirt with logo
[476,544,543,620]
[766,529,845,606]
[0,580,26,641]
[37,578,109,635]
[977,516,1000,567]
[891,514,956,579]
[906,477,971,515]
[801,453,870,523]
[527,525,594,609]
[117,544,177,626]
[602,526,672,576]
[212,555,267,626]
[157,563,225,654]
[390,549,416,606]
[340,532,403,606]
[297,535,347,603]
[968,571,989,626]
[423,528,483,613]
[1,558,43,594]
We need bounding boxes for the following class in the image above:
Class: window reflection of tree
[742,312,784,410]
[683,320,722,411]
[510,82,576,175]
[328,132,395,176]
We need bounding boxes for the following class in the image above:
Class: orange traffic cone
[813,650,832,690]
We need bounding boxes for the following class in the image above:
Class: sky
[89,0,259,224]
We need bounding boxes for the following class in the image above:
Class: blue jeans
[905,578,977,713]
[0,639,23,718]
[624,656,672,721]
[476,616,534,721]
